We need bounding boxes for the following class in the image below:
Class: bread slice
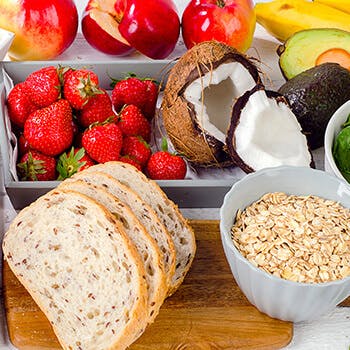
[59,179,167,323]
[67,171,176,289]
[83,162,196,294]
[3,189,148,350]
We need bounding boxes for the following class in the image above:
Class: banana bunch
[255,0,350,42]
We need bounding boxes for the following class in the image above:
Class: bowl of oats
[220,165,350,322]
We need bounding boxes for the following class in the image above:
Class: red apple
[115,0,180,59]
[81,0,180,59]
[0,0,78,61]
[82,0,134,56]
[181,0,256,53]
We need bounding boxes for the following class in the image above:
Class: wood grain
[3,220,295,350]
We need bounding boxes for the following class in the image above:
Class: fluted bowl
[220,166,350,322]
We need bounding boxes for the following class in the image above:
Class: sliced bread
[59,179,167,323]
[3,189,148,350]
[66,171,176,289]
[83,162,196,294]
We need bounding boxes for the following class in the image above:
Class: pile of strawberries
[7,66,187,181]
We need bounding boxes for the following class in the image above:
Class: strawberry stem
[161,137,168,152]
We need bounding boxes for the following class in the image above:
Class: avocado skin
[278,63,350,149]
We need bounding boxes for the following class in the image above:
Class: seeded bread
[2,189,148,350]
[59,179,167,323]
[83,162,196,294]
[67,171,176,289]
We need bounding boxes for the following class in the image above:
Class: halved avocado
[278,28,350,80]
[226,85,314,173]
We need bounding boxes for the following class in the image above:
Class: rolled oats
[231,192,350,284]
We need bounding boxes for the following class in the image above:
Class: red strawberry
[121,136,151,167]
[57,147,95,180]
[82,122,123,163]
[25,66,61,108]
[118,104,151,142]
[119,156,142,171]
[24,99,73,157]
[17,150,56,181]
[111,76,148,113]
[63,68,102,109]
[77,89,116,128]
[143,79,159,120]
[146,139,187,180]
[18,133,31,156]
[7,82,37,128]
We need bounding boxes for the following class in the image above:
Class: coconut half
[226,85,314,173]
[161,41,261,167]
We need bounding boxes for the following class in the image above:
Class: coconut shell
[161,40,261,167]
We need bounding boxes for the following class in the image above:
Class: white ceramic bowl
[220,166,350,322]
[324,100,350,182]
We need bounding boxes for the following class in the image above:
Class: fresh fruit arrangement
[7,66,188,181]
[161,40,350,172]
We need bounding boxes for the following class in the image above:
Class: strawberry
[18,133,31,157]
[143,79,159,120]
[17,150,56,181]
[82,122,123,163]
[111,76,148,113]
[24,66,61,108]
[77,89,116,128]
[57,147,95,180]
[63,68,102,109]
[118,104,151,142]
[24,99,73,157]
[119,156,142,171]
[121,136,151,167]
[7,82,37,128]
[146,139,187,180]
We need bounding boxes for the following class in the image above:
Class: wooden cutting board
[3,220,296,350]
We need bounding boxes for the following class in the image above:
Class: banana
[255,0,350,42]
[314,0,350,14]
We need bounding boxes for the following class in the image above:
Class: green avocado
[278,28,350,80]
[278,63,350,149]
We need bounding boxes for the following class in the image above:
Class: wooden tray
[3,220,296,349]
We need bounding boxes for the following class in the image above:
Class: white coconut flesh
[234,90,312,170]
[184,61,257,143]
